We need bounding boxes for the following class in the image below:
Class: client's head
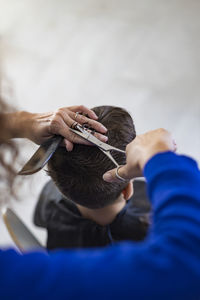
[48,106,136,209]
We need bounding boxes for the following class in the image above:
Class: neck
[76,194,126,226]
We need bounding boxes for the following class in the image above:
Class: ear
[122,180,134,201]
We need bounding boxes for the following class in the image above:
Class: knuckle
[160,128,169,136]
[52,110,61,120]
[79,114,86,123]
[56,108,64,116]
[50,119,60,133]
[94,132,101,139]
[68,131,76,143]
[79,105,86,111]
[56,107,69,117]
[87,119,96,127]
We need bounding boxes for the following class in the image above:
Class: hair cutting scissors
[70,124,125,167]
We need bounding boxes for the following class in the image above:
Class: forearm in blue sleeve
[0,152,200,300]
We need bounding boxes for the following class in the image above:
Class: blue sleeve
[0,152,200,300]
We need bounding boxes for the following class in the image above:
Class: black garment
[34,180,151,250]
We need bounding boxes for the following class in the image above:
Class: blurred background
[0,0,199,247]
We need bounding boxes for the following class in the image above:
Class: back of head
[48,106,136,209]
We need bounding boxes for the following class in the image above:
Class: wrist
[4,111,33,139]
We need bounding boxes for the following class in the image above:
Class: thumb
[103,165,129,183]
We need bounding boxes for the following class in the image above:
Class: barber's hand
[103,128,177,182]
[13,105,108,151]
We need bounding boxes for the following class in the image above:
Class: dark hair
[48,106,136,209]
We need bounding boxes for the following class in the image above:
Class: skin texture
[1,105,108,151]
[103,128,177,182]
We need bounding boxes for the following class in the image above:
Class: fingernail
[101,125,107,132]
[92,112,98,119]
[65,140,73,152]
[102,135,108,142]
[103,172,113,182]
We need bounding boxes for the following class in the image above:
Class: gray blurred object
[18,135,63,175]
[1,207,45,252]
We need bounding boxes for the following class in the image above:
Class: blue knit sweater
[0,152,200,299]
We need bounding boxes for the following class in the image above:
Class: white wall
[0,0,199,247]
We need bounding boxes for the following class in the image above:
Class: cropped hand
[7,105,108,151]
[103,128,177,182]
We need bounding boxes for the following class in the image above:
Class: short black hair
[48,106,136,209]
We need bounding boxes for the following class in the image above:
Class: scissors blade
[18,135,62,175]
[70,128,125,153]
[102,144,126,153]
[70,127,105,147]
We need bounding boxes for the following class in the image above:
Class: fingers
[64,139,74,151]
[30,106,107,146]
[93,132,108,142]
[68,111,107,133]
[103,128,178,183]
[66,130,108,146]
[58,117,108,144]
[50,107,107,136]
[68,105,98,121]
[103,164,141,183]
[58,122,108,150]
[103,166,126,183]
[48,106,108,150]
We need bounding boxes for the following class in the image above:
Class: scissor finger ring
[71,121,78,129]
[115,165,128,182]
